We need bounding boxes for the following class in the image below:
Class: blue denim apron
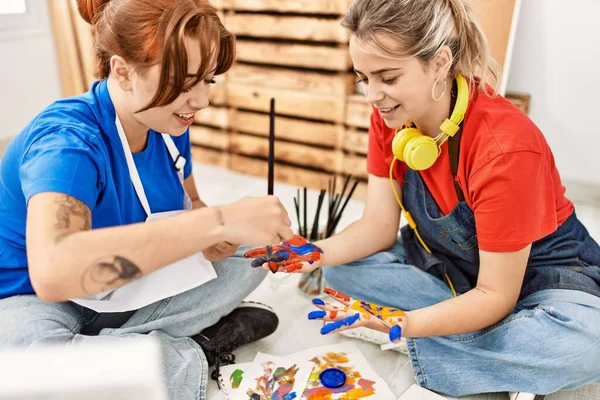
[400,168,600,299]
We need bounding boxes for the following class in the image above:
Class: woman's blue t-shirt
[0,79,193,298]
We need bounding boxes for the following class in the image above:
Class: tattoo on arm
[81,255,142,294]
[54,195,91,242]
[474,287,487,295]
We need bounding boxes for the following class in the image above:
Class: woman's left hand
[203,241,239,262]
[308,288,407,343]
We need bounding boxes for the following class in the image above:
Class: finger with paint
[308,298,352,321]
[243,235,324,274]
[309,287,407,343]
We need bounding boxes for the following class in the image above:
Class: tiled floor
[191,164,600,400]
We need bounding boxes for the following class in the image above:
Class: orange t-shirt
[367,89,574,252]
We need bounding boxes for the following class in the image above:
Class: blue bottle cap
[319,368,346,389]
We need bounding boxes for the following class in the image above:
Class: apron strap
[448,80,465,203]
[161,133,186,184]
[115,116,152,216]
[161,134,192,211]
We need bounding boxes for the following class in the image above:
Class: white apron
[71,116,217,312]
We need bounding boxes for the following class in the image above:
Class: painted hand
[243,235,323,273]
[203,241,239,262]
[308,288,407,343]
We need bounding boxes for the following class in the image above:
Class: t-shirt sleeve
[469,150,558,252]
[367,109,391,177]
[20,131,103,211]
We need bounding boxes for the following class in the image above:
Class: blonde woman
[247,0,600,398]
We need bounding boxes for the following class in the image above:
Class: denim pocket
[440,215,478,251]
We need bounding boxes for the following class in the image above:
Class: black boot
[192,301,279,381]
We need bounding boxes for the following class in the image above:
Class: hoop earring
[431,77,447,101]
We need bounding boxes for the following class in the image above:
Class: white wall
[506,0,600,186]
[0,0,61,140]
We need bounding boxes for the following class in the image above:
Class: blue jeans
[322,239,600,397]
[0,248,266,400]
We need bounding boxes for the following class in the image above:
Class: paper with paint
[217,360,313,400]
[254,343,395,400]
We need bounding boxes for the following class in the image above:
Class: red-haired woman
[0,1,292,398]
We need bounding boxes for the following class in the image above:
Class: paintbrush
[267,98,275,196]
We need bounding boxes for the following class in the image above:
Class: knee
[322,265,351,292]
[213,253,267,292]
[0,300,78,349]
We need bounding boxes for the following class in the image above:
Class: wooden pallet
[220,0,352,14]
[224,13,349,43]
[235,40,351,71]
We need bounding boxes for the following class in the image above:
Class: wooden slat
[230,154,332,191]
[209,84,227,106]
[194,107,229,129]
[221,0,351,14]
[230,134,341,173]
[68,0,95,89]
[345,94,371,129]
[191,146,230,168]
[343,154,368,180]
[189,126,229,150]
[228,83,345,123]
[224,14,349,43]
[505,92,531,115]
[211,0,224,10]
[47,0,86,97]
[344,129,369,155]
[229,110,342,148]
[467,0,518,82]
[228,64,354,96]
[236,40,352,71]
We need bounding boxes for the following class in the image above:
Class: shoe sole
[237,300,274,313]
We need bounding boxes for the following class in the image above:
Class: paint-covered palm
[243,235,324,273]
[308,288,407,343]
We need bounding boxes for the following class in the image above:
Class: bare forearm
[404,287,514,338]
[316,217,397,267]
[43,207,223,301]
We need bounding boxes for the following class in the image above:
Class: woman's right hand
[217,196,294,246]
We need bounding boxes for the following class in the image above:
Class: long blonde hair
[342,0,500,95]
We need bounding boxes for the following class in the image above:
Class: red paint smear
[324,288,350,302]
[329,310,338,319]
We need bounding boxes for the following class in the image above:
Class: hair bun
[76,0,111,24]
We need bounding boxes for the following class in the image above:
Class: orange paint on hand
[350,301,406,326]
[268,261,279,273]
[285,263,303,272]
[324,288,350,302]
[329,310,338,319]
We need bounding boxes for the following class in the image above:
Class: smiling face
[350,34,442,130]
[122,36,217,136]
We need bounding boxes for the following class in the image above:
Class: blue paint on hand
[312,298,325,306]
[389,325,402,343]
[320,313,360,335]
[308,310,327,320]
[251,257,266,268]
[284,392,297,400]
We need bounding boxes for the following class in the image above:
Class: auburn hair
[77,0,235,111]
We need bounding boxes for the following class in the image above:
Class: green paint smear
[230,369,244,389]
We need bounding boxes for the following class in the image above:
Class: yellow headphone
[389,74,470,297]
[391,73,469,170]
